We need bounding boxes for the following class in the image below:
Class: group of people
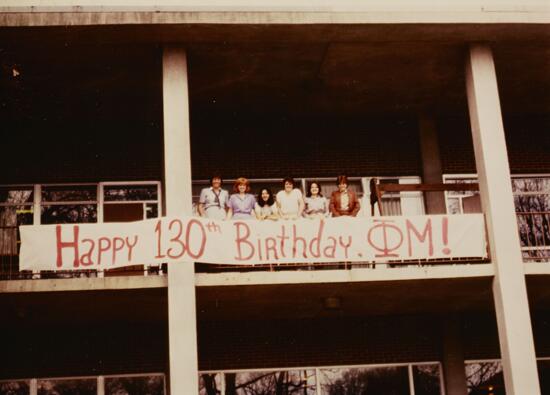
[197,175,361,221]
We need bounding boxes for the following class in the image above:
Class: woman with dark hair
[276,177,304,220]
[226,177,256,220]
[303,181,329,219]
[255,188,279,220]
[329,175,360,217]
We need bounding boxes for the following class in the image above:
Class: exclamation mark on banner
[442,217,451,255]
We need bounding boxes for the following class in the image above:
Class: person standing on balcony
[255,188,279,220]
[304,181,329,219]
[198,175,229,220]
[330,175,360,217]
[276,177,305,220]
[227,177,256,220]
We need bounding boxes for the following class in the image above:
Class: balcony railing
[0,177,496,280]
[443,174,550,263]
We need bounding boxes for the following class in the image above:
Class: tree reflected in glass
[320,366,409,395]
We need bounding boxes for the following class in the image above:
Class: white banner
[19,214,487,271]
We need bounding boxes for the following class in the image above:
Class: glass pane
[41,204,97,224]
[146,203,158,219]
[0,207,33,255]
[512,178,550,193]
[105,375,164,395]
[538,359,550,395]
[104,185,158,202]
[320,366,409,395]
[227,370,316,395]
[0,188,33,204]
[447,197,461,215]
[0,380,29,395]
[413,364,442,395]
[42,185,97,202]
[465,362,505,394]
[37,378,96,395]
[199,373,222,395]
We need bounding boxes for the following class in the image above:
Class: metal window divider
[97,375,105,395]
[408,364,416,395]
[32,184,41,279]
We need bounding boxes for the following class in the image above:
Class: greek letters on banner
[19,215,487,271]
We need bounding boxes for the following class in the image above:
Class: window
[512,177,550,261]
[0,380,30,395]
[200,363,443,395]
[0,186,34,279]
[465,361,505,395]
[443,175,480,215]
[104,374,165,395]
[37,378,97,395]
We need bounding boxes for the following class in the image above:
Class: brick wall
[2,114,548,185]
[439,115,550,175]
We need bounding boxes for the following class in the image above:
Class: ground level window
[229,370,316,395]
[104,375,165,395]
[319,366,409,394]
[465,361,504,395]
[0,380,29,395]
[412,364,442,395]
[37,378,97,395]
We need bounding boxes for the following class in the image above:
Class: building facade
[0,2,549,394]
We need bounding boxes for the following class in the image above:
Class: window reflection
[513,177,550,261]
[465,362,505,395]
[199,373,222,395]
[105,375,164,395]
[37,378,96,395]
[0,380,29,395]
[226,370,316,395]
[320,366,409,395]
[413,364,441,395]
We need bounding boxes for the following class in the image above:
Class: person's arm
[297,191,305,217]
[329,192,340,217]
[254,203,263,220]
[198,189,207,216]
[226,196,233,220]
[268,204,280,220]
[350,191,361,217]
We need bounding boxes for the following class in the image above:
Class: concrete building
[0,1,549,394]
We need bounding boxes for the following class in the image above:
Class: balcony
[0,177,495,282]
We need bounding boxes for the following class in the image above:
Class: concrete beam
[466,43,540,395]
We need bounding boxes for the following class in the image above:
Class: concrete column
[465,44,540,395]
[418,115,446,214]
[441,315,468,395]
[163,46,199,394]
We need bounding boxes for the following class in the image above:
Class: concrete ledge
[0,264,495,292]
[195,263,495,287]
[0,274,167,293]
[0,9,549,27]
[524,262,550,276]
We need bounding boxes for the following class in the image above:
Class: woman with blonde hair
[227,177,256,220]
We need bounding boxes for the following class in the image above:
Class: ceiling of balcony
[0,23,548,130]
